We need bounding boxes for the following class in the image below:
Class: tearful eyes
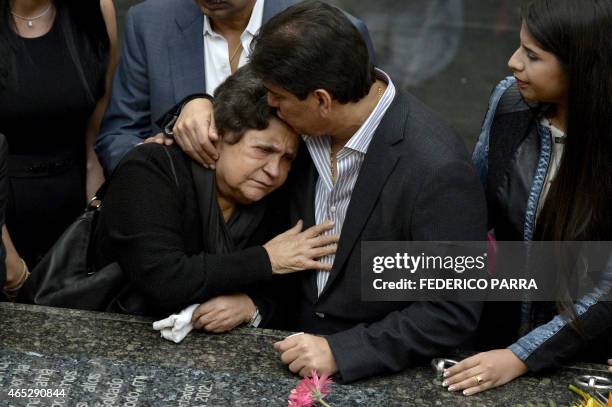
[255,146,275,154]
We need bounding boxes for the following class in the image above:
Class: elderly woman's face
[215,117,299,204]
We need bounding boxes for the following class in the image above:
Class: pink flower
[288,370,334,407]
[288,388,313,407]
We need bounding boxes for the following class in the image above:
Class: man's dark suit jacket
[95,0,375,175]
[282,91,487,383]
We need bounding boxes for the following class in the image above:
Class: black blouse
[93,144,277,316]
[0,12,94,155]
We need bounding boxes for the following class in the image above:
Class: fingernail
[443,370,450,377]
[442,381,448,387]
[209,164,215,170]
[448,385,455,392]
[463,390,470,396]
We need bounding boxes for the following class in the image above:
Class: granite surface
[0,302,609,406]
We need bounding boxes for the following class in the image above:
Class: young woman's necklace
[546,116,567,144]
[229,42,243,73]
[11,2,53,28]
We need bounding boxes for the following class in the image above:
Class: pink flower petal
[288,370,335,406]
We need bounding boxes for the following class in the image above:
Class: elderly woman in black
[93,66,337,329]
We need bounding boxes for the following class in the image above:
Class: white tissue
[152,304,199,343]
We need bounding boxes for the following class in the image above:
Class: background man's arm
[95,7,153,176]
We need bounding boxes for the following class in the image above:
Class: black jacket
[94,144,279,318]
[281,91,487,383]
[0,134,7,300]
[474,79,612,371]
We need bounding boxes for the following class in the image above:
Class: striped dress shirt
[303,69,396,296]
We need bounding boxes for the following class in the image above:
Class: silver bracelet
[248,307,262,327]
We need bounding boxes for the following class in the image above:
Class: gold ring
[475,375,483,385]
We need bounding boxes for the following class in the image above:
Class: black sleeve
[0,135,7,298]
[101,145,272,314]
[519,263,612,372]
[524,300,612,372]
[249,273,301,330]
[155,93,214,136]
[242,188,294,328]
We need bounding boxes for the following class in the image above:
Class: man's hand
[191,293,256,333]
[443,349,528,396]
[274,333,338,377]
[144,132,175,146]
[171,98,219,168]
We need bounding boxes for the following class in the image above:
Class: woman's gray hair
[213,64,276,144]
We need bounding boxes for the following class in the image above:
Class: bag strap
[88,147,179,214]
[162,147,179,187]
[87,181,109,212]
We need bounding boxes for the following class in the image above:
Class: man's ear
[313,89,333,117]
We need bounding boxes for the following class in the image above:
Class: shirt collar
[245,0,264,36]
[302,68,396,155]
[343,68,396,155]
[203,0,264,38]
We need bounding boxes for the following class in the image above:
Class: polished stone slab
[0,303,609,406]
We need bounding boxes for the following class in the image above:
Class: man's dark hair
[250,0,375,103]
[213,64,276,144]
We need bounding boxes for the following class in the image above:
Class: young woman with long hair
[0,0,117,298]
[444,0,612,395]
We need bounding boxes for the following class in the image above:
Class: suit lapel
[291,147,317,228]
[262,0,298,23]
[318,94,408,299]
[168,0,299,101]
[290,146,318,301]
[169,0,206,102]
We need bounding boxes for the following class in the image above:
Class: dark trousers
[6,152,85,269]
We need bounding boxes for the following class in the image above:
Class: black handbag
[17,184,125,311]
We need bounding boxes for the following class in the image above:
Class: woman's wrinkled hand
[263,220,339,275]
[191,293,255,333]
[442,349,528,396]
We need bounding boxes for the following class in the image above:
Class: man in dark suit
[95,0,374,175]
[249,1,487,383]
